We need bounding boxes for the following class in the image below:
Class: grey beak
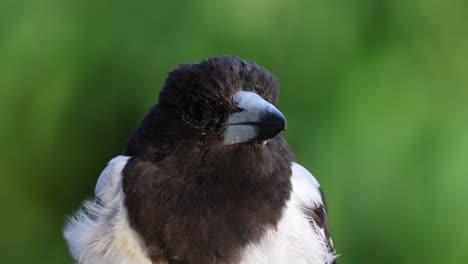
[222,91,286,145]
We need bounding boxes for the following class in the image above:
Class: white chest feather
[64,156,152,264]
[238,163,336,264]
[64,158,336,264]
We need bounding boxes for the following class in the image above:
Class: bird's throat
[122,137,295,264]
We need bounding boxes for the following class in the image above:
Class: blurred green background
[1,0,467,263]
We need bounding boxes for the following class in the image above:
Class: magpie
[64,56,338,264]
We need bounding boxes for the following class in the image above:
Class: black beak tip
[280,114,287,131]
[264,110,287,137]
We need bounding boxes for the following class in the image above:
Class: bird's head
[125,56,287,157]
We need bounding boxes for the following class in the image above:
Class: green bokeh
[1,0,467,263]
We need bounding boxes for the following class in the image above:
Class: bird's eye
[189,102,204,121]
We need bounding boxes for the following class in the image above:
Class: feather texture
[64,156,152,264]
[238,163,337,264]
[64,158,336,264]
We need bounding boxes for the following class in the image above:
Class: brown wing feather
[303,188,337,264]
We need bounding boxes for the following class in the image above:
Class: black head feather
[124,56,281,158]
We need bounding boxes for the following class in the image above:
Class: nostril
[233,107,245,113]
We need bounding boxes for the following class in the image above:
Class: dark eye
[189,102,204,121]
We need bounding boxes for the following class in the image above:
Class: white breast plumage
[238,163,337,264]
[64,156,152,264]
[64,158,336,264]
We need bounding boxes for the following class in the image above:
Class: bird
[64,56,338,264]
